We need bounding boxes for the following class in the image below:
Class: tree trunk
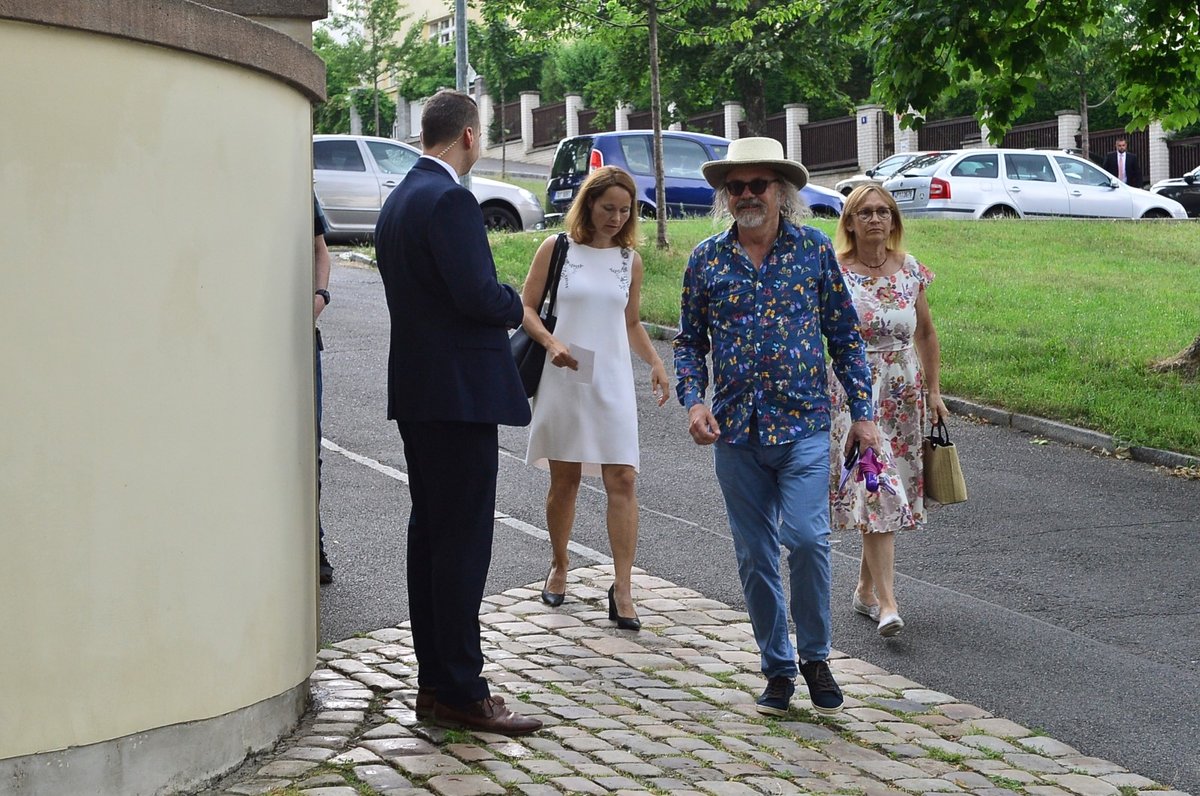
[738,74,767,136]
[1152,332,1200,378]
[1079,78,1089,159]
[648,0,668,249]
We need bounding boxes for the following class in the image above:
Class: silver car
[834,152,928,196]
[883,149,1187,220]
[314,134,545,241]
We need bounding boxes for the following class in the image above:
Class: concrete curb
[645,321,1198,470]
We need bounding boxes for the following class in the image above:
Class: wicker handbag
[922,419,968,504]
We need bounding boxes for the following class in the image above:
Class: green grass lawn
[487,217,1200,455]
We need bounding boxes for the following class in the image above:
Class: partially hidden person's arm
[817,240,881,454]
[913,287,949,425]
[314,233,331,321]
[624,252,669,406]
[428,188,523,328]
[521,235,576,370]
[673,248,719,444]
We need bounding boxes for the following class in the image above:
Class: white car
[835,152,928,196]
[314,134,545,241]
[883,149,1187,220]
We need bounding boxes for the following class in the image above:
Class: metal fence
[685,110,724,136]
[1080,127,1148,179]
[628,110,652,129]
[495,99,521,143]
[1002,119,1058,150]
[1168,135,1200,176]
[532,101,566,149]
[918,115,980,150]
[800,116,856,171]
[578,109,602,135]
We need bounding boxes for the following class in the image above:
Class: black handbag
[510,233,569,398]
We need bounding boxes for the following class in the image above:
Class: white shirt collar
[421,154,460,184]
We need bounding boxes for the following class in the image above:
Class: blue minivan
[546,130,843,220]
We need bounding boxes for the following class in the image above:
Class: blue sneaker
[755,675,795,716]
[799,660,844,715]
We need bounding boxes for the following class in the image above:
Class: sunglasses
[725,178,781,196]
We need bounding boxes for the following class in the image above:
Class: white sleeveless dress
[526,237,639,477]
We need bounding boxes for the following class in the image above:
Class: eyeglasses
[725,178,781,197]
[854,207,892,222]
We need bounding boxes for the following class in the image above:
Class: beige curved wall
[0,16,318,763]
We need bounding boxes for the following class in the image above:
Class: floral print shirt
[673,220,874,446]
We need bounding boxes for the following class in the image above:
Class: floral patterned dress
[829,254,934,533]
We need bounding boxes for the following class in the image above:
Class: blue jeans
[714,431,832,676]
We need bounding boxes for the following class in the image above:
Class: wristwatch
[315,289,330,305]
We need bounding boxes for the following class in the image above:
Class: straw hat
[701,137,809,190]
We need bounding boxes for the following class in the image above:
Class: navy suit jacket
[375,158,531,427]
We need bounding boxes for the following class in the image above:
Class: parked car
[882,149,1187,220]
[1151,165,1200,218]
[546,130,843,221]
[834,151,928,196]
[313,134,545,242]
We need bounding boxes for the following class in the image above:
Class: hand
[649,363,670,407]
[546,338,578,370]
[313,294,326,320]
[845,419,881,458]
[928,391,949,426]
[687,403,721,445]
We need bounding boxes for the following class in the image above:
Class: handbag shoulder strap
[543,233,569,314]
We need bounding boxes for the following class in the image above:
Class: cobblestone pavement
[198,569,1192,796]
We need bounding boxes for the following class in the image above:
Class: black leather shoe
[607,585,641,631]
[319,548,334,585]
[540,571,565,607]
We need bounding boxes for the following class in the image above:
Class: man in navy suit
[375,90,540,736]
[1102,137,1142,188]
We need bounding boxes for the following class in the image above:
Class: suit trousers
[397,419,499,706]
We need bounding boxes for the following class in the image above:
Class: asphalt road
[316,258,1199,792]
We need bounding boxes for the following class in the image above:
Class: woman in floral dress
[828,184,948,637]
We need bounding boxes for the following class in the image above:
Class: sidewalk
[197,568,1190,796]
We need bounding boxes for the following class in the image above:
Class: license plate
[891,188,915,202]
[553,189,574,202]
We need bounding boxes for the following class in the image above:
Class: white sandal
[852,592,880,622]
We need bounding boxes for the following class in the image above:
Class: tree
[832,0,1200,373]
[833,0,1200,139]
[326,0,406,136]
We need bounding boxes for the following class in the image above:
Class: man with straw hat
[674,137,882,717]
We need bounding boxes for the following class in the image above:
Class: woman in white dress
[520,166,669,630]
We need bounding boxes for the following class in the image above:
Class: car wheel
[1140,208,1171,219]
[811,204,840,219]
[840,187,853,196]
[982,205,1019,219]
[482,204,520,232]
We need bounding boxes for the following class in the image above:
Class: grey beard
[734,205,768,228]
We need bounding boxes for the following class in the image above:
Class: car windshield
[896,152,953,176]
[875,153,913,175]
[552,138,593,177]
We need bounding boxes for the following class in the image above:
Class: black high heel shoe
[541,571,565,607]
[607,585,641,631]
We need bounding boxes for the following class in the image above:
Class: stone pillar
[519,90,540,153]
[856,104,885,171]
[565,93,583,139]
[350,99,362,135]
[784,103,809,163]
[723,101,745,140]
[1056,110,1082,152]
[1148,120,1169,187]
[477,80,494,150]
[394,95,410,143]
[614,101,632,132]
[894,109,921,153]
[978,121,992,147]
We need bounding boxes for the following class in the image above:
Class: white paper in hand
[565,345,595,384]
